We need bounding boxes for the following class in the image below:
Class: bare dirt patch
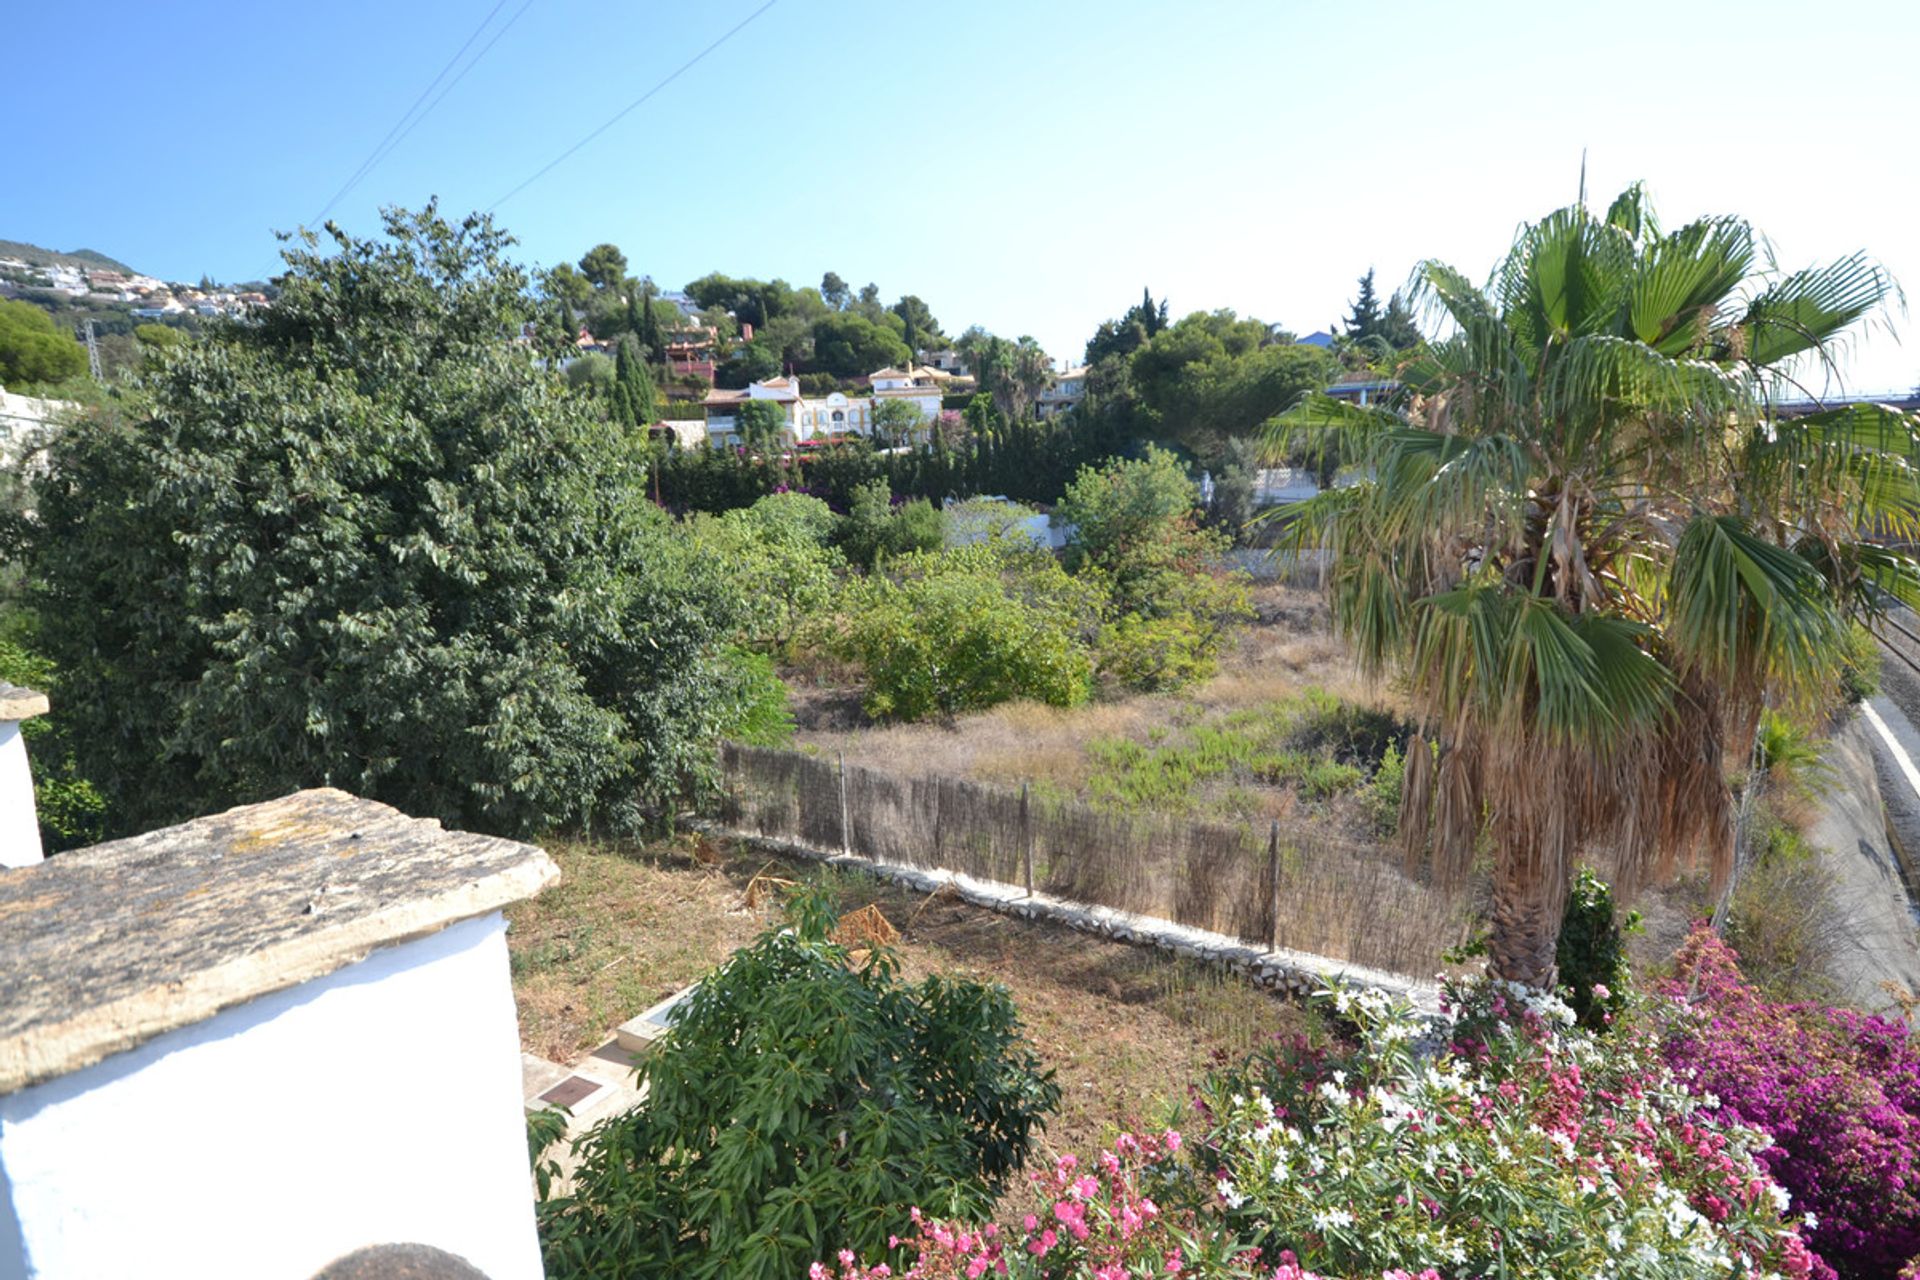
[506,834,1311,1158]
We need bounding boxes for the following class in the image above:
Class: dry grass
[506,834,1312,1157]
[792,583,1396,814]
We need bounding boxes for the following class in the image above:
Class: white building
[0,789,558,1280]
[798,390,872,442]
[867,366,945,438]
[1035,364,1089,419]
[702,374,805,446]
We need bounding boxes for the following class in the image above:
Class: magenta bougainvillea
[1661,925,1920,1278]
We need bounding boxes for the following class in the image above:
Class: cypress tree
[614,334,658,429]
[640,283,663,359]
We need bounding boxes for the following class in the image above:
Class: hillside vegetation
[0,239,135,273]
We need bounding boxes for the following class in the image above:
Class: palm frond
[1259,393,1402,467]
[1736,251,1893,368]
[1603,182,1661,244]
[1626,216,1755,355]
[1667,513,1844,695]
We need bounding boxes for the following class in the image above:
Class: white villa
[1035,364,1089,419]
[868,365,947,418]
[701,367,952,448]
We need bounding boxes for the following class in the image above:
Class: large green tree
[1270,184,1914,986]
[735,397,787,450]
[0,299,86,387]
[23,205,748,838]
[812,312,910,379]
[578,242,628,291]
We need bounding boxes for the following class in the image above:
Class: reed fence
[716,741,1472,978]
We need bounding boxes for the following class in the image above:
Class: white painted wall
[0,914,540,1280]
[0,724,40,869]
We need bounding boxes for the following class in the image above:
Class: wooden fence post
[1267,820,1281,954]
[1020,781,1034,897]
[837,752,851,856]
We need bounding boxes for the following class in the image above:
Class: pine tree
[1344,269,1383,339]
[558,299,577,341]
[1379,289,1422,350]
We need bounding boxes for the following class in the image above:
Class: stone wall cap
[0,682,48,721]
[0,788,559,1093]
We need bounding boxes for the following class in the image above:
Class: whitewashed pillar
[0,682,48,869]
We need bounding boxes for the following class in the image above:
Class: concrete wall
[0,724,40,869]
[0,915,540,1280]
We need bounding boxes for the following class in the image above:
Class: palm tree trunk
[1488,856,1559,989]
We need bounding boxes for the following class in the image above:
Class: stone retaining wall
[694,820,1441,1012]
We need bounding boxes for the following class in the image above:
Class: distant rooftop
[0,789,556,1092]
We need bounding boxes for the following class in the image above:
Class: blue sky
[11,0,1918,388]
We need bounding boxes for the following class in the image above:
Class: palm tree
[1268,183,1916,987]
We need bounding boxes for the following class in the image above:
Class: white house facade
[1036,364,1089,419]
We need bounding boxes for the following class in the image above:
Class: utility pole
[83,319,102,381]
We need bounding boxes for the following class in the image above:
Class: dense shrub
[832,976,1824,1280]
[828,545,1098,721]
[1203,980,1823,1280]
[21,207,748,836]
[1094,566,1252,692]
[1661,926,1920,1278]
[1839,622,1882,705]
[718,646,796,746]
[686,494,844,655]
[535,890,1059,1280]
[0,625,108,851]
[1554,866,1638,1029]
[1059,449,1251,690]
[840,477,945,569]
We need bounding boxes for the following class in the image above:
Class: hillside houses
[0,254,264,320]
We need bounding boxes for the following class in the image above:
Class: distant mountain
[0,239,137,274]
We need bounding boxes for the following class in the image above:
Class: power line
[488,0,779,212]
[348,0,537,208]
[308,0,514,227]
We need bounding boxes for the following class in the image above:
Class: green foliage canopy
[22,205,749,837]
[535,889,1058,1280]
[0,299,86,387]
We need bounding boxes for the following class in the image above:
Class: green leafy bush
[1363,740,1406,834]
[839,477,944,570]
[535,889,1058,1280]
[828,546,1096,721]
[1838,621,1881,705]
[1058,449,1250,690]
[21,207,745,837]
[1093,566,1251,691]
[686,495,844,656]
[0,625,108,851]
[1555,867,1638,1029]
[717,645,796,747]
